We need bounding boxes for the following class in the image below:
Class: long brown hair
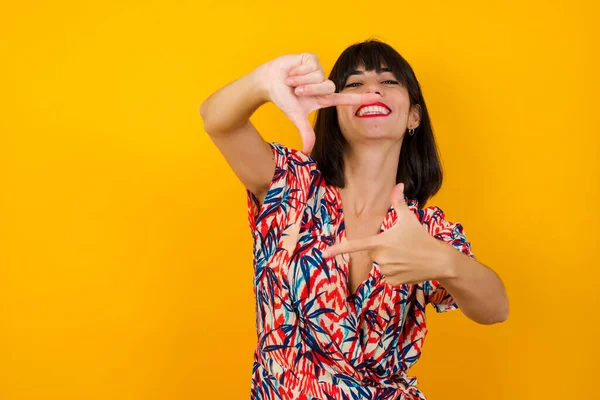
[311,39,444,208]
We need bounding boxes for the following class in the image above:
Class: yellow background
[1,0,598,398]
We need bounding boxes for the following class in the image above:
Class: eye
[344,80,400,88]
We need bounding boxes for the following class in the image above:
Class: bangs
[313,38,442,206]
[332,39,410,93]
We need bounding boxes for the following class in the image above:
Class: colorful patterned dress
[246,142,476,400]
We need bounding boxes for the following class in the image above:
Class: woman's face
[336,64,420,143]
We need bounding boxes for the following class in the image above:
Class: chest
[343,214,386,296]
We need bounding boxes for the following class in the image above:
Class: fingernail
[296,87,304,94]
[322,251,330,258]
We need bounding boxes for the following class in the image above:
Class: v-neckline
[334,185,395,299]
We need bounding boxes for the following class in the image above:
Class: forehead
[354,62,389,70]
[348,65,395,76]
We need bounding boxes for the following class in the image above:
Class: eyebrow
[348,67,393,76]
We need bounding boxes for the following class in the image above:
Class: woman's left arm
[323,182,509,326]
[433,239,509,325]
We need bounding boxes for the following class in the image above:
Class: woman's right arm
[199,54,381,203]
[199,66,275,204]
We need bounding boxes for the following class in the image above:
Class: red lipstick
[355,102,392,118]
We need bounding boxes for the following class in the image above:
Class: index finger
[323,235,380,259]
[317,92,382,107]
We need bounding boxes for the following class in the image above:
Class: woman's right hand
[255,53,381,154]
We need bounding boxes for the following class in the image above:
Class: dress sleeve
[246,142,316,243]
[421,206,476,313]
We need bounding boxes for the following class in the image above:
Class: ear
[408,104,421,129]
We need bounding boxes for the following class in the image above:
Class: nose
[364,80,383,95]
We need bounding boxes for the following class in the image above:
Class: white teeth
[357,106,390,117]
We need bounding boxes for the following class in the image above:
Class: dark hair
[311,39,443,208]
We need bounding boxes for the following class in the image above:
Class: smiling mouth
[355,102,392,118]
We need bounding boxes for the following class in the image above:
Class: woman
[200,39,508,400]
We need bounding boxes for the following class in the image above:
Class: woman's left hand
[322,183,454,285]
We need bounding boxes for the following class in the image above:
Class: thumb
[287,111,315,153]
[391,182,407,210]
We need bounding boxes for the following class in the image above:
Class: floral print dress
[246,142,476,400]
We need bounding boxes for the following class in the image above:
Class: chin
[349,130,401,143]
[361,125,403,139]
[340,120,403,142]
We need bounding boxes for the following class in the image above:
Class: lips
[355,102,392,118]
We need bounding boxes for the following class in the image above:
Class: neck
[340,140,403,219]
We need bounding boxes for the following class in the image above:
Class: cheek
[336,107,354,125]
[391,103,408,120]
[336,110,355,136]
